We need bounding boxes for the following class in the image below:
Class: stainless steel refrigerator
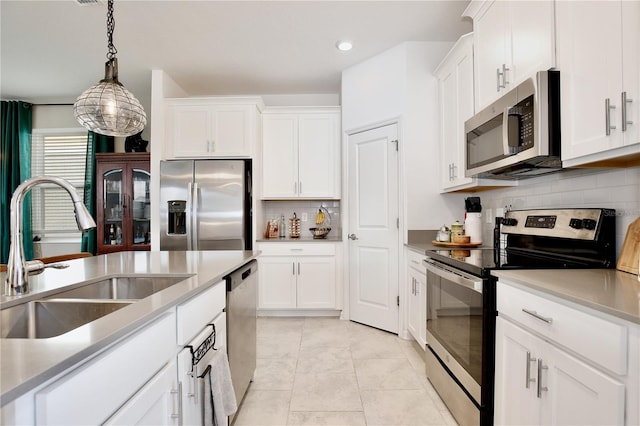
[159,159,252,250]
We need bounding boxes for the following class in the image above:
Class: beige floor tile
[290,373,363,412]
[303,317,347,330]
[257,334,301,359]
[251,357,298,390]
[296,346,354,374]
[286,411,367,426]
[258,317,305,338]
[349,335,406,359]
[300,325,350,349]
[361,389,448,426]
[346,321,394,340]
[354,358,423,390]
[232,389,291,426]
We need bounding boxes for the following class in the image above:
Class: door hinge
[391,139,398,151]
[397,295,400,306]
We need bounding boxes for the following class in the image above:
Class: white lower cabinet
[406,249,426,347]
[257,242,338,312]
[495,281,632,426]
[495,317,625,426]
[105,360,180,426]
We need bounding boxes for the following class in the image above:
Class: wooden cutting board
[617,217,640,275]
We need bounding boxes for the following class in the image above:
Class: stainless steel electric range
[423,208,616,426]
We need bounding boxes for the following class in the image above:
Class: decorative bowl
[309,227,331,239]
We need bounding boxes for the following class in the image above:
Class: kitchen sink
[1,299,133,339]
[49,275,190,301]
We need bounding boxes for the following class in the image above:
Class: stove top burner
[426,208,617,277]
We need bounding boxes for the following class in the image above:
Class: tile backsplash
[473,167,640,257]
[261,200,341,238]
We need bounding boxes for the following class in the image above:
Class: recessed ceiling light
[336,41,353,51]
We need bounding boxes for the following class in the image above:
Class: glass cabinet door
[131,168,151,246]
[103,169,123,246]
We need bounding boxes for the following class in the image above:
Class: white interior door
[348,124,399,333]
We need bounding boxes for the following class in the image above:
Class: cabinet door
[542,344,625,426]
[406,272,420,344]
[298,114,339,198]
[105,360,179,426]
[474,0,509,109]
[212,105,251,156]
[258,256,297,309]
[557,1,624,161]
[494,317,541,426]
[129,163,151,250]
[262,115,298,198]
[168,104,214,157]
[509,0,555,89]
[296,256,336,309]
[98,163,125,253]
[438,36,474,190]
[416,272,427,347]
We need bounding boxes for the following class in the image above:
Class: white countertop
[492,269,640,325]
[0,250,258,406]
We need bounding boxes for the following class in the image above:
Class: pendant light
[74,0,146,137]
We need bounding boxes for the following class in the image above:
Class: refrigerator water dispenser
[167,200,186,235]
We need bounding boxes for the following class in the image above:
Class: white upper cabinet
[466,0,556,111]
[165,98,262,158]
[557,0,640,167]
[434,33,517,192]
[261,108,341,199]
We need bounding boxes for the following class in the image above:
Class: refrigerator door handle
[186,182,194,250]
[192,182,200,250]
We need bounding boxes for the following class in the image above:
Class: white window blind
[31,130,88,236]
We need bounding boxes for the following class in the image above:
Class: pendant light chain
[106,0,117,60]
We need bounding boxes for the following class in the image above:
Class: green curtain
[81,131,114,254]
[1,101,33,263]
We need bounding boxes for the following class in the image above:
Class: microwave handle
[502,108,521,156]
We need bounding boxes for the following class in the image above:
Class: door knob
[348,233,358,240]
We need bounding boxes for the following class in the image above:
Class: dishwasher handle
[226,259,258,292]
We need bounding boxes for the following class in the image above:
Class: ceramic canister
[450,221,464,238]
[464,212,483,244]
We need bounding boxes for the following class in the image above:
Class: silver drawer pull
[537,359,548,398]
[522,308,553,324]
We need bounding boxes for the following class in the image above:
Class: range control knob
[502,218,518,227]
[569,218,583,229]
[583,219,597,230]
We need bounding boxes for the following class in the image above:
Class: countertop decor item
[309,206,331,239]
[289,213,301,238]
[73,0,146,137]
[431,240,482,248]
[617,217,640,276]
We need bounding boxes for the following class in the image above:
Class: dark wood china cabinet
[96,152,150,254]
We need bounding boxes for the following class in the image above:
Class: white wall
[341,41,466,232]
[475,167,640,258]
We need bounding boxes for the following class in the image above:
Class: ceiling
[1,0,471,108]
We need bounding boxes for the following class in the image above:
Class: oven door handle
[424,259,483,293]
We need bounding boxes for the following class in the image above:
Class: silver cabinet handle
[537,359,548,398]
[502,64,509,88]
[606,98,617,135]
[348,233,358,240]
[522,308,553,324]
[622,91,633,131]
[292,262,296,275]
[299,181,302,195]
[293,182,297,194]
[298,262,301,275]
[496,67,503,91]
[171,382,183,424]
[525,351,537,389]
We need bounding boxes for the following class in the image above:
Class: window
[31,129,88,238]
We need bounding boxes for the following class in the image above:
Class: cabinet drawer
[407,249,426,272]
[35,311,176,425]
[257,242,336,256]
[176,281,226,345]
[497,282,627,375]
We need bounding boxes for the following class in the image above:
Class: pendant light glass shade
[74,59,146,137]
[73,0,146,137]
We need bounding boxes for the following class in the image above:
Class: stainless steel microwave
[464,70,561,179]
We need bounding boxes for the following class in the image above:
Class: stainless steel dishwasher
[225,259,257,423]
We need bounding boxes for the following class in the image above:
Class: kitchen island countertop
[0,250,259,406]
[493,269,640,325]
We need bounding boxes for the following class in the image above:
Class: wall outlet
[486,208,493,224]
[301,212,308,222]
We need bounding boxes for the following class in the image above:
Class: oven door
[424,258,484,404]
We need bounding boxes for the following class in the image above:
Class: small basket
[309,227,332,239]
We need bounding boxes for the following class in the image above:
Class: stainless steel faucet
[4,176,96,296]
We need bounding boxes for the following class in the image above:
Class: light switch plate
[301,212,308,222]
